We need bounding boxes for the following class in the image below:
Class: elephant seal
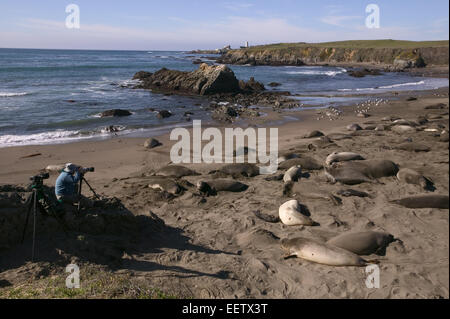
[391,125,416,134]
[277,153,299,164]
[339,160,399,179]
[156,165,200,178]
[394,143,430,152]
[326,231,395,256]
[336,189,369,198]
[278,200,316,226]
[197,179,248,195]
[213,163,260,177]
[278,157,323,171]
[283,180,342,206]
[325,166,373,185]
[283,165,302,183]
[253,210,280,223]
[347,124,363,132]
[397,168,434,190]
[303,130,324,138]
[392,119,419,126]
[390,194,449,209]
[326,160,398,185]
[148,177,182,195]
[440,130,449,142]
[325,152,365,166]
[281,237,368,267]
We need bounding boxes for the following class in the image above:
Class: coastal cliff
[217,40,449,69]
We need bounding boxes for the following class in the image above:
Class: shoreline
[0,87,447,184]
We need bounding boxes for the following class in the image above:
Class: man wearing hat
[55,163,92,208]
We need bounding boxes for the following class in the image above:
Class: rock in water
[133,63,265,96]
[157,110,172,119]
[100,109,132,117]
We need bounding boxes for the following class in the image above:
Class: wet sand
[0,88,449,299]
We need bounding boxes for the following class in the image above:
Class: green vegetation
[0,264,179,299]
[240,39,449,52]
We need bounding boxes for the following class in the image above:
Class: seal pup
[283,180,342,206]
[148,177,182,195]
[346,124,363,132]
[391,125,416,134]
[325,165,373,185]
[211,163,260,177]
[440,130,449,142]
[281,237,368,267]
[390,194,449,209]
[277,153,299,165]
[397,168,434,190]
[278,157,323,171]
[156,165,200,178]
[283,165,302,183]
[197,179,248,195]
[393,143,430,152]
[303,130,324,138]
[253,210,280,223]
[336,160,399,179]
[325,152,365,166]
[278,200,316,226]
[326,231,395,256]
[336,189,370,198]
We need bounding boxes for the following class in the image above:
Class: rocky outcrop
[218,44,449,68]
[134,63,265,96]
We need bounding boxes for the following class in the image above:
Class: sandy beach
[0,87,448,299]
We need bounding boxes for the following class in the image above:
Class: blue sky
[0,0,448,50]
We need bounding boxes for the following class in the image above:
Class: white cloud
[320,15,363,27]
[222,2,254,11]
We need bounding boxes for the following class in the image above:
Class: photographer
[55,163,93,208]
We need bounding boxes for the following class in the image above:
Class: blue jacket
[55,171,81,196]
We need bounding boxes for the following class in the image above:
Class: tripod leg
[77,178,83,213]
[31,189,37,262]
[82,177,101,200]
[21,191,34,244]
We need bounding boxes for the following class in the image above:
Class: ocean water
[0,48,448,147]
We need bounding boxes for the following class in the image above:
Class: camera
[80,167,95,174]
[29,172,50,186]
[30,172,50,182]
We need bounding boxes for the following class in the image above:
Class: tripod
[77,175,101,213]
[21,181,67,261]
